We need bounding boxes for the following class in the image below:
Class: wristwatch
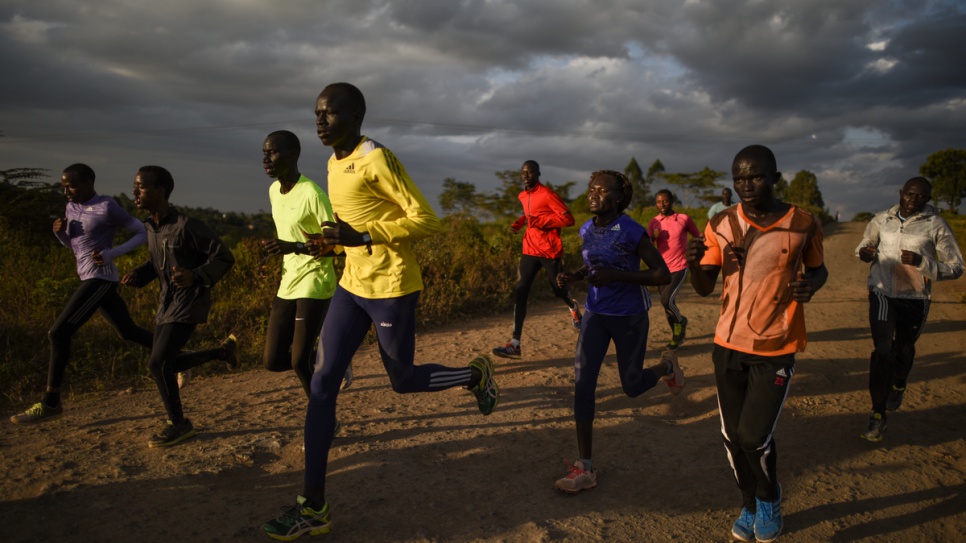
[295,241,306,254]
[361,232,372,255]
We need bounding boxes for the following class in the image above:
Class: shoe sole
[10,411,63,425]
[755,528,782,543]
[859,432,884,442]
[264,524,331,542]
[491,350,521,360]
[731,529,754,542]
[554,481,598,494]
[149,428,197,448]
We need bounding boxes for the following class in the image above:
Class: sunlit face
[132,171,164,212]
[521,162,540,190]
[899,179,931,217]
[587,174,621,216]
[655,193,673,215]
[61,172,95,203]
[732,158,776,210]
[262,135,297,180]
[315,89,358,151]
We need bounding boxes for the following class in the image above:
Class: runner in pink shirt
[648,189,701,349]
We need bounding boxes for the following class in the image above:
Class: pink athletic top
[648,212,700,272]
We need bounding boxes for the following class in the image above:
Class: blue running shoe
[731,507,755,541]
[754,484,783,542]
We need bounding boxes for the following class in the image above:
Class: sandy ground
[2,221,965,543]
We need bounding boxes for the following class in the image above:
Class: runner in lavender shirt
[11,163,153,425]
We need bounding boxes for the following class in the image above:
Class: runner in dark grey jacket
[123,165,237,448]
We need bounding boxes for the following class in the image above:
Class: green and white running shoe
[468,355,499,416]
[263,496,331,541]
[10,402,63,424]
[148,418,196,448]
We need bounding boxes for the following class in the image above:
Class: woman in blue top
[553,169,686,494]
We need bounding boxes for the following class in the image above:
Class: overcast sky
[2,0,964,220]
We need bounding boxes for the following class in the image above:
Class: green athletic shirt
[270,175,337,300]
[326,136,442,299]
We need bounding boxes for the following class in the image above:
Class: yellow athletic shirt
[326,137,442,298]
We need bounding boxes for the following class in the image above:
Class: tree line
[438,148,966,223]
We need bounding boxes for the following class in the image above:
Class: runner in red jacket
[492,160,581,359]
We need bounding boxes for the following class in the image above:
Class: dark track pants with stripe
[659,268,688,328]
[47,279,153,389]
[867,291,928,415]
[303,287,474,500]
[712,345,794,512]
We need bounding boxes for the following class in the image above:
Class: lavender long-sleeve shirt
[55,194,147,282]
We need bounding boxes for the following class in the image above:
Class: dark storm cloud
[1,0,964,219]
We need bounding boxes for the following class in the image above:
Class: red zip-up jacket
[511,181,574,258]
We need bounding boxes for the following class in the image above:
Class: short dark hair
[266,130,301,155]
[904,176,932,191]
[63,163,95,184]
[733,144,777,173]
[523,160,540,171]
[324,82,366,119]
[655,188,674,201]
[138,165,174,199]
[589,169,633,213]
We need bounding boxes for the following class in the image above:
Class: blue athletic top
[580,214,651,316]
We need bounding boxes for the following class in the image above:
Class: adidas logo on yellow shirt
[343,163,356,174]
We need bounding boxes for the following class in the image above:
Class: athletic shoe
[148,418,196,448]
[341,363,354,390]
[263,496,331,541]
[660,350,686,396]
[468,355,499,416]
[222,333,239,370]
[10,402,63,424]
[554,458,597,494]
[177,370,192,389]
[569,299,582,330]
[886,386,905,411]
[731,507,756,541]
[667,317,688,350]
[754,483,782,542]
[860,412,887,442]
[492,342,521,359]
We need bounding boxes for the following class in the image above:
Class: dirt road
[2,221,964,542]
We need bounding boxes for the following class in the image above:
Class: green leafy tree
[920,148,966,213]
[643,159,664,207]
[691,166,728,206]
[659,172,691,205]
[479,169,523,220]
[624,157,651,210]
[774,173,788,201]
[439,178,480,216]
[659,166,725,208]
[785,170,825,208]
